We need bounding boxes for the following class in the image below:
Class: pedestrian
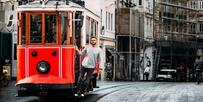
[179,62,186,81]
[105,62,112,80]
[194,56,203,83]
[75,36,104,96]
[194,56,203,70]
[144,65,150,81]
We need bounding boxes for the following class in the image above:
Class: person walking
[194,56,203,84]
[144,65,150,81]
[105,62,112,80]
[75,36,104,96]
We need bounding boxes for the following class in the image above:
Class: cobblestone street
[97,82,203,102]
[2,81,203,102]
[0,81,38,102]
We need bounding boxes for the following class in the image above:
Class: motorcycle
[0,68,9,87]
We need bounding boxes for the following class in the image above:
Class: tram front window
[30,15,42,43]
[45,15,56,43]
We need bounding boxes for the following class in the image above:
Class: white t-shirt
[78,45,105,69]
[144,67,150,73]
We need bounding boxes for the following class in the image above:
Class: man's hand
[75,46,79,52]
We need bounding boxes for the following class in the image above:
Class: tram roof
[17,0,84,12]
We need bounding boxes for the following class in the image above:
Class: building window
[108,12,110,30]
[190,1,196,8]
[86,17,90,44]
[0,2,3,11]
[12,5,14,11]
[191,23,196,33]
[91,20,94,36]
[200,23,203,32]
[111,13,113,31]
[202,2,203,9]
[106,11,108,30]
[95,22,98,36]
[149,19,151,29]
[193,2,196,8]
[106,11,114,31]
[139,0,142,5]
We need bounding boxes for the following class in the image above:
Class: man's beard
[91,43,96,46]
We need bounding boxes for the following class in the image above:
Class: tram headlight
[37,61,50,74]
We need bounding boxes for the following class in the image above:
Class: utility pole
[129,8,132,80]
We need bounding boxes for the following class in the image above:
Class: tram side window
[45,15,56,43]
[61,15,67,45]
[21,13,26,44]
[30,15,42,43]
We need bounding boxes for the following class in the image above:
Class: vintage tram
[16,0,99,97]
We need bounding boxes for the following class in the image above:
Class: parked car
[157,69,177,81]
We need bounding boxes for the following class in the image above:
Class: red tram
[16,0,92,97]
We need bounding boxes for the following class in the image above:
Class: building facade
[137,0,154,80]
[115,0,142,80]
[153,0,201,81]
[0,0,17,78]
[84,0,117,80]
[100,0,116,80]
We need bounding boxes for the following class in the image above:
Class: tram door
[12,32,17,78]
[74,11,83,81]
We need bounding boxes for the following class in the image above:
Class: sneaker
[89,88,93,91]
[94,86,99,88]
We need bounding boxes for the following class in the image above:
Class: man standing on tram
[75,36,105,96]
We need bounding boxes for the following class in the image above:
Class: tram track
[17,82,178,102]
[19,83,135,102]
[81,82,169,102]
[21,82,152,102]
[79,83,135,102]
